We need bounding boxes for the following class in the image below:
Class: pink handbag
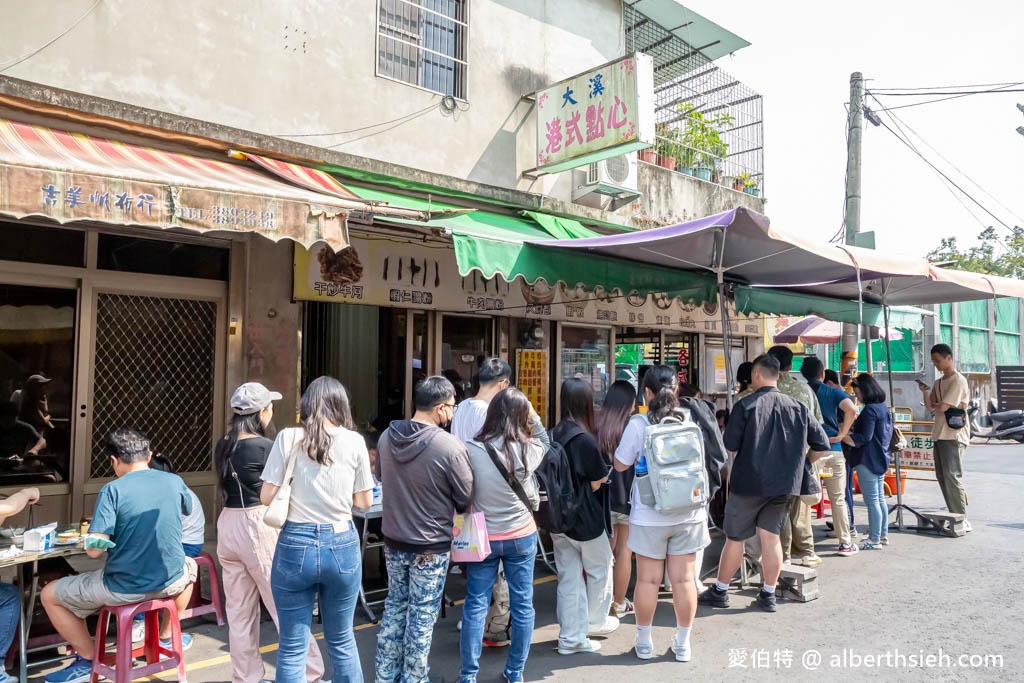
[451,509,491,562]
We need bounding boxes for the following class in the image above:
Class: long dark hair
[475,387,532,484]
[643,364,680,424]
[853,373,887,404]
[559,378,596,434]
[215,412,266,497]
[300,376,354,465]
[597,380,636,458]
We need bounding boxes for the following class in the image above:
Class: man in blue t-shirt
[41,429,198,683]
[801,357,859,556]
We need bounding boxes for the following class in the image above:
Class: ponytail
[642,364,681,424]
[648,386,680,423]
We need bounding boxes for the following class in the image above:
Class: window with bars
[377,0,467,99]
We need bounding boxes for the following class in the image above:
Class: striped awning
[0,117,370,249]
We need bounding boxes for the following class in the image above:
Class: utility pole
[841,71,866,378]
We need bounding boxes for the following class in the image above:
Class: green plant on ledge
[679,103,734,179]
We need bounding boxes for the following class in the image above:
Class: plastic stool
[90,598,186,682]
[181,551,224,625]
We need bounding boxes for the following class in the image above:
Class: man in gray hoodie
[374,376,474,683]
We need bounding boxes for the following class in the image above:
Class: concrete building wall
[2,0,623,196]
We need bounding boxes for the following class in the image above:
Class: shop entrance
[440,315,494,401]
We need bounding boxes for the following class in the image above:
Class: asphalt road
[31,442,1024,682]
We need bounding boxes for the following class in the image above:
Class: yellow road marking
[142,574,557,679]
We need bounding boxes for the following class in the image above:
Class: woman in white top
[261,376,374,683]
[613,365,710,663]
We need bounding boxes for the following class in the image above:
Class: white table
[351,504,386,622]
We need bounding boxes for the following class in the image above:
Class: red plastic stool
[90,598,186,682]
[181,551,224,625]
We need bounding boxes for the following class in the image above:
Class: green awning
[523,211,600,240]
[735,287,928,330]
[346,184,715,303]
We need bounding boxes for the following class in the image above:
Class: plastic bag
[451,510,490,563]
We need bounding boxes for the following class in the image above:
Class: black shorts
[723,494,790,541]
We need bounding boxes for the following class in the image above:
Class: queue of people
[17,339,970,683]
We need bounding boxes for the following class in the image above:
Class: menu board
[516,349,549,418]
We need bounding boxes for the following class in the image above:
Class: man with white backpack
[699,354,831,613]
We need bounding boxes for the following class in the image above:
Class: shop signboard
[516,349,549,417]
[294,237,764,337]
[897,435,936,471]
[534,53,655,173]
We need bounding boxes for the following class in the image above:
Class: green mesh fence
[959,327,990,373]
[939,303,953,324]
[996,332,1021,366]
[995,298,1020,333]
[957,299,989,329]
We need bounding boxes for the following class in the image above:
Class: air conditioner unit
[572,153,641,210]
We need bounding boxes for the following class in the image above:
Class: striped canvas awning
[0,117,365,249]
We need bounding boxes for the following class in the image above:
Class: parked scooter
[968,395,1024,442]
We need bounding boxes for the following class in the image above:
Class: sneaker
[697,585,730,608]
[44,655,92,683]
[879,536,889,546]
[557,639,601,655]
[159,632,194,652]
[671,636,692,662]
[502,670,524,683]
[837,543,859,556]
[131,617,146,643]
[963,520,973,533]
[634,638,654,660]
[799,554,823,568]
[860,541,882,550]
[755,589,777,613]
[587,616,620,637]
[0,672,15,683]
[610,599,635,618]
[482,631,511,647]
[850,528,861,539]
[449,565,463,575]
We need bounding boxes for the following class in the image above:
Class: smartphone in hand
[916,379,930,391]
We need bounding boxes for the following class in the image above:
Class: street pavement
[31,442,1023,682]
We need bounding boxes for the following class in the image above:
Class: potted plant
[743,175,760,196]
[655,123,681,169]
[679,103,733,182]
[677,144,698,175]
[734,172,750,192]
[638,146,657,164]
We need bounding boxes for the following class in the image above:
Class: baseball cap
[230,382,283,415]
[25,374,52,385]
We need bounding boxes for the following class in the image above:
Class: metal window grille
[626,4,764,191]
[90,293,217,478]
[377,0,468,99]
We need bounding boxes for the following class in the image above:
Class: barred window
[377,0,467,99]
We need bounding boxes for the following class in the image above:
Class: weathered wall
[244,235,303,422]
[1,0,623,197]
[633,160,766,228]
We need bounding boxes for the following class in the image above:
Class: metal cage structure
[625,3,764,194]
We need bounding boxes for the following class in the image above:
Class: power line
[873,116,1016,236]
[870,82,1022,92]
[868,88,1024,96]
[324,104,441,149]
[0,0,103,72]
[869,83,1024,111]
[868,92,1024,226]
[273,103,441,138]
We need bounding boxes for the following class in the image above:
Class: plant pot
[638,148,657,164]
[658,155,676,169]
[680,166,694,176]
[694,167,712,181]
[749,188,760,197]
[733,181,744,191]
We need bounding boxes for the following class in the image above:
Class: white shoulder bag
[263,435,301,529]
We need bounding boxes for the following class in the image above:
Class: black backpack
[484,439,581,535]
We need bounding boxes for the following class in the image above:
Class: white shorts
[628,519,710,560]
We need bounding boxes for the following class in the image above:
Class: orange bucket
[852,469,906,496]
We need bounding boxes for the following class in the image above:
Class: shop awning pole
[715,230,735,411]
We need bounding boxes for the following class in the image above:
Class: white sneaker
[131,618,146,643]
[672,636,692,662]
[587,616,620,637]
[634,638,654,660]
[557,639,601,655]
[610,599,635,618]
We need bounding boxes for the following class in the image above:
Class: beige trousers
[820,455,851,545]
[217,506,326,683]
[780,497,816,561]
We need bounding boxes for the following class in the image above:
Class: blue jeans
[272,522,363,683]
[459,532,537,683]
[375,548,450,683]
[0,582,19,665]
[855,466,887,543]
[842,444,856,528]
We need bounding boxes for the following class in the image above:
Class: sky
[685,0,1024,258]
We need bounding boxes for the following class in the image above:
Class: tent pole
[718,273,735,412]
[881,297,905,530]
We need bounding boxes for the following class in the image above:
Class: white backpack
[641,410,709,514]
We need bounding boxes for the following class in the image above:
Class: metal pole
[718,276,735,411]
[882,295,905,530]
[841,72,866,376]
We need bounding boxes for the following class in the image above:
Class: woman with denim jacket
[843,374,893,550]
[261,376,374,683]
[460,388,546,683]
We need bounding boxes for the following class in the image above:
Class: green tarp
[735,287,927,330]
[522,211,600,240]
